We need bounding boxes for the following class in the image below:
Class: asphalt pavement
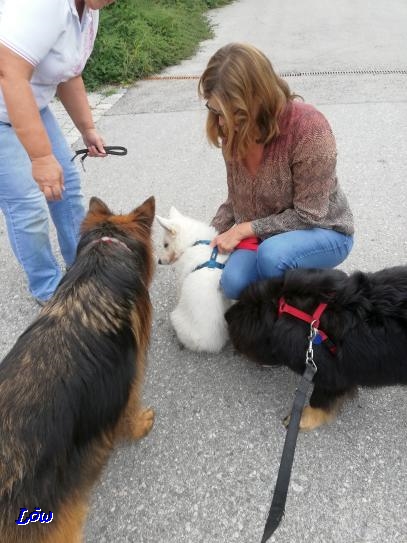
[1,1,407,542]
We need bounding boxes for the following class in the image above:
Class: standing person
[198,42,354,300]
[0,0,117,305]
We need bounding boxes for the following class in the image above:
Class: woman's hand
[211,222,254,253]
[31,155,64,201]
[81,127,107,157]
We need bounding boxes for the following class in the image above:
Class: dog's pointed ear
[169,206,183,220]
[132,196,155,228]
[88,197,112,216]
[155,215,177,235]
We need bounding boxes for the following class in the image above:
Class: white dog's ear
[156,215,177,235]
[169,206,183,220]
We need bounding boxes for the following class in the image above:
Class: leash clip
[305,321,318,372]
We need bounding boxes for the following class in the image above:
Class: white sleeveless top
[0,0,99,122]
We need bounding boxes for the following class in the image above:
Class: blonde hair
[198,43,301,161]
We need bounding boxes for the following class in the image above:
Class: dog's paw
[132,407,155,439]
[283,406,334,431]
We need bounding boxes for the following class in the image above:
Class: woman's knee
[257,242,287,278]
[2,198,51,269]
[4,195,48,232]
[219,249,258,299]
[257,229,354,278]
[220,267,250,299]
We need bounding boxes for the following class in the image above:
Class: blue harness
[192,240,225,271]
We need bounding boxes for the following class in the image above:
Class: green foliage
[203,0,233,7]
[83,0,234,90]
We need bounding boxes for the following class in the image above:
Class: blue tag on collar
[312,333,323,345]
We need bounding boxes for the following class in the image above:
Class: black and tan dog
[0,196,155,543]
[225,267,407,430]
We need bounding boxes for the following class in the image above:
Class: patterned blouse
[211,100,354,238]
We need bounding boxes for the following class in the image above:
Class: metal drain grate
[280,69,407,77]
[146,69,407,81]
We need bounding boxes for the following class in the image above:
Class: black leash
[70,145,127,170]
[261,325,318,543]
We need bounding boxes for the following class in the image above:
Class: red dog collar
[88,236,132,253]
[278,297,336,354]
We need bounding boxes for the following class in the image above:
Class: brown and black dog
[0,196,156,543]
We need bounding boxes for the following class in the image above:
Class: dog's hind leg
[131,407,155,439]
[284,386,355,431]
[114,309,155,443]
[39,495,89,543]
[304,386,356,430]
[115,377,155,442]
[297,405,337,431]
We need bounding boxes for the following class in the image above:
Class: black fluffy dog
[225,267,407,430]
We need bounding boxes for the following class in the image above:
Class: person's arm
[251,110,337,237]
[210,155,235,230]
[56,76,106,157]
[210,150,254,252]
[210,149,253,252]
[0,43,63,200]
[210,196,235,234]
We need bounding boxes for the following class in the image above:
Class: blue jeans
[0,107,85,302]
[220,228,354,299]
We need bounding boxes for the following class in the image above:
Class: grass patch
[83,0,234,91]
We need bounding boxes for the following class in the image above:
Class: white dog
[156,207,232,353]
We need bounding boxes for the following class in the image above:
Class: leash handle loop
[101,145,128,156]
[70,145,128,170]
